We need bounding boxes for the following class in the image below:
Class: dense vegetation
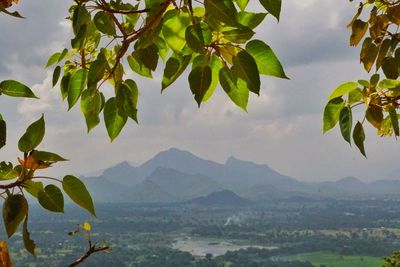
[4,198,400,266]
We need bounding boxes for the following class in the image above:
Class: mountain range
[82,148,400,204]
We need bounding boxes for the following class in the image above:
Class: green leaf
[219,66,249,111]
[0,117,5,149]
[134,45,159,71]
[88,55,106,90]
[0,162,18,180]
[162,10,190,53]
[348,89,363,105]
[60,73,71,100]
[237,12,267,29]
[353,121,366,157]
[189,66,212,106]
[323,98,345,133]
[376,39,391,71]
[104,97,127,141]
[162,54,192,91]
[339,106,352,145]
[232,50,260,95]
[18,115,45,153]
[72,6,91,35]
[94,11,116,35]
[382,57,399,80]
[328,82,358,101]
[128,53,152,78]
[0,80,37,98]
[389,107,399,136]
[80,90,102,132]
[116,80,139,123]
[68,69,88,110]
[38,185,64,213]
[234,0,249,11]
[203,54,223,102]
[45,52,61,68]
[379,79,400,89]
[62,175,96,217]
[204,0,240,27]
[32,151,67,162]
[3,194,28,238]
[246,40,288,79]
[259,0,281,21]
[23,180,44,199]
[23,216,36,256]
[366,106,383,129]
[52,66,61,87]
[223,27,254,44]
[186,23,211,52]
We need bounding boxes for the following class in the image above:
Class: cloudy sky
[0,0,398,182]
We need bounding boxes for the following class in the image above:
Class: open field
[281,251,384,267]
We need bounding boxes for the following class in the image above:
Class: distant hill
[82,148,400,203]
[129,167,221,203]
[187,190,253,206]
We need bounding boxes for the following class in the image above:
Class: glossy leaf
[223,27,254,44]
[389,107,399,136]
[23,180,44,199]
[323,98,344,133]
[203,54,223,102]
[104,97,127,141]
[185,23,211,52]
[204,0,240,27]
[259,0,281,21]
[219,66,249,111]
[382,57,399,79]
[23,216,36,256]
[38,185,64,213]
[3,194,28,238]
[68,69,88,110]
[52,66,61,87]
[162,10,190,52]
[116,80,139,123]
[366,106,383,129]
[32,150,67,162]
[94,11,116,35]
[328,82,358,100]
[88,56,106,90]
[339,106,352,144]
[18,115,45,153]
[234,0,249,11]
[237,12,267,29]
[0,80,37,98]
[162,54,191,91]
[81,90,102,132]
[62,175,96,217]
[232,50,260,95]
[246,40,288,79]
[353,121,366,157]
[189,66,212,106]
[0,162,18,180]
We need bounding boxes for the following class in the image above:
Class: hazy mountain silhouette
[83,148,400,203]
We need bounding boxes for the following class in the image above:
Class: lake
[172,236,278,257]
